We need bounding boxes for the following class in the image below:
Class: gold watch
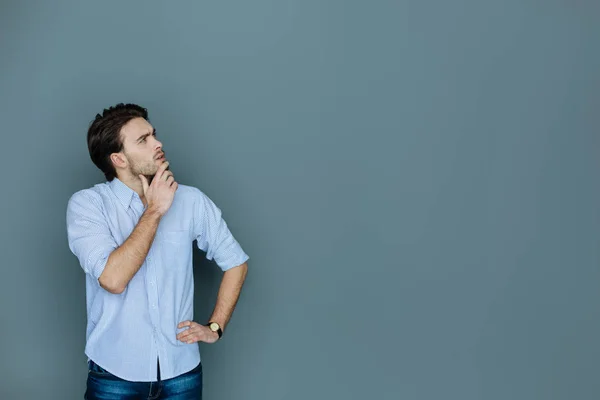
[207,322,223,339]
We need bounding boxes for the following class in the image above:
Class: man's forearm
[99,207,162,294]
[209,262,248,330]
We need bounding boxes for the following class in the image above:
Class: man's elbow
[98,273,126,294]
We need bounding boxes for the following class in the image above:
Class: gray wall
[1,1,599,399]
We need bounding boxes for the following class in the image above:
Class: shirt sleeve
[193,189,249,271]
[66,190,118,281]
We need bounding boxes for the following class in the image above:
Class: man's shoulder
[175,183,208,200]
[174,183,219,212]
[67,183,109,209]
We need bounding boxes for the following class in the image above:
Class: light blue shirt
[66,178,249,382]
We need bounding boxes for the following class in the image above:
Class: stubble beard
[130,161,158,184]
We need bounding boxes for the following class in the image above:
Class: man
[66,103,249,399]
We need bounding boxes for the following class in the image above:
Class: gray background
[1,0,599,399]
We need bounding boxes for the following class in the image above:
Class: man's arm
[99,208,162,293]
[177,189,250,344]
[208,261,248,329]
[101,162,177,293]
[177,261,248,344]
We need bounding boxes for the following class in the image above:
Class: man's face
[118,117,167,180]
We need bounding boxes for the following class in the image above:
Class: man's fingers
[176,321,205,342]
[155,161,170,182]
[139,175,149,193]
[178,329,201,342]
[178,320,191,328]
[177,326,193,340]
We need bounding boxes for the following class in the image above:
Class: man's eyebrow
[136,129,156,142]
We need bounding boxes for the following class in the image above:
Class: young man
[66,103,249,399]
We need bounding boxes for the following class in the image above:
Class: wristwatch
[206,321,223,339]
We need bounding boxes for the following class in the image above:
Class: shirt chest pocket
[155,230,191,270]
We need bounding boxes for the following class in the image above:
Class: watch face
[209,322,220,331]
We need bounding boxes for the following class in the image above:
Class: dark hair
[87,103,149,181]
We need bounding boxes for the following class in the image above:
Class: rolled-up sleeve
[193,189,249,271]
[66,190,118,281]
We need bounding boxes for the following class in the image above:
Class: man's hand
[176,321,219,344]
[139,161,178,216]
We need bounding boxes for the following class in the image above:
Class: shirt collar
[108,178,141,211]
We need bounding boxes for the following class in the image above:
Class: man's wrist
[143,206,163,220]
[206,321,223,339]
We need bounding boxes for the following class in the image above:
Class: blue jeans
[84,359,202,399]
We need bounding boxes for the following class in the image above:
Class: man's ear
[110,153,127,170]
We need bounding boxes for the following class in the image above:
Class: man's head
[87,103,166,182]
